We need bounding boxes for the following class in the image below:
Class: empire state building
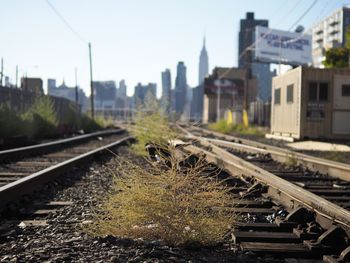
[198,37,209,85]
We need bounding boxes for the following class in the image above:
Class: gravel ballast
[0,146,286,262]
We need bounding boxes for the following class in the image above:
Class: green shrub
[95,116,115,129]
[285,153,298,167]
[129,111,177,156]
[86,108,238,246]
[208,120,264,136]
[22,96,58,138]
[62,104,81,132]
[208,119,233,134]
[87,152,237,246]
[0,104,24,139]
[79,114,102,132]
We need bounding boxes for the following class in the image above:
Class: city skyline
[1,0,350,98]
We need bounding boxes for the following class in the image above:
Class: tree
[322,25,350,68]
[323,47,349,68]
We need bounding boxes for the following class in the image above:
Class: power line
[238,0,304,61]
[288,0,319,31]
[45,0,87,44]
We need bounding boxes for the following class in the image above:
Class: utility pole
[88,43,94,118]
[0,58,3,86]
[15,65,18,88]
[75,67,78,106]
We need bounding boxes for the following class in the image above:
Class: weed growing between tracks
[87,109,237,246]
[87,150,237,246]
[130,111,173,156]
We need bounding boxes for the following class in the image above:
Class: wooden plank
[227,207,275,214]
[240,242,310,253]
[232,200,273,208]
[0,172,28,177]
[16,161,52,166]
[232,231,300,243]
[310,189,350,196]
[0,177,20,182]
[44,153,77,159]
[47,201,73,206]
[321,196,350,201]
[18,220,48,227]
[235,222,294,232]
[33,209,57,215]
[280,176,334,182]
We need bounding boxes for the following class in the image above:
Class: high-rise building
[312,7,350,68]
[133,82,157,107]
[198,37,209,85]
[118,80,127,98]
[48,80,87,107]
[47,79,56,91]
[238,12,274,102]
[161,69,171,113]
[238,12,268,68]
[21,77,44,96]
[175,61,187,115]
[93,81,117,109]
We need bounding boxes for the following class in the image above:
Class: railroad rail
[181,125,350,182]
[0,129,132,209]
[178,124,350,262]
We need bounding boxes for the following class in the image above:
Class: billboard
[254,26,312,65]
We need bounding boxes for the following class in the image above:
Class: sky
[1,0,350,97]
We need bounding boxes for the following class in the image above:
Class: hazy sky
[1,0,350,97]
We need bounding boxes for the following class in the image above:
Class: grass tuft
[86,153,237,246]
[208,119,264,136]
[21,96,58,139]
[129,111,177,156]
[86,108,238,246]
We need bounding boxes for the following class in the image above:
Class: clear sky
[1,0,350,97]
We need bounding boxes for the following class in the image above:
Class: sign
[254,26,312,65]
[205,79,244,96]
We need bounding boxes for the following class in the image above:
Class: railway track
[178,124,350,262]
[0,129,132,210]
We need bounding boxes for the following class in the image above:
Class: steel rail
[177,125,350,228]
[0,129,124,162]
[181,125,350,182]
[0,135,132,208]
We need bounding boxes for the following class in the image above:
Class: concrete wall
[0,87,79,123]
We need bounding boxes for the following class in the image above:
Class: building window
[319,82,328,101]
[274,88,281,105]
[309,82,318,101]
[286,84,294,103]
[342,84,350,96]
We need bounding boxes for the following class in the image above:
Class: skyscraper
[118,80,127,98]
[238,12,268,68]
[93,81,117,109]
[175,62,187,115]
[198,37,209,85]
[238,12,274,102]
[161,69,171,113]
[133,82,157,107]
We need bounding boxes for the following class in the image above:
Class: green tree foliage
[323,25,350,68]
[322,47,349,68]
[22,96,58,138]
[0,104,24,138]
